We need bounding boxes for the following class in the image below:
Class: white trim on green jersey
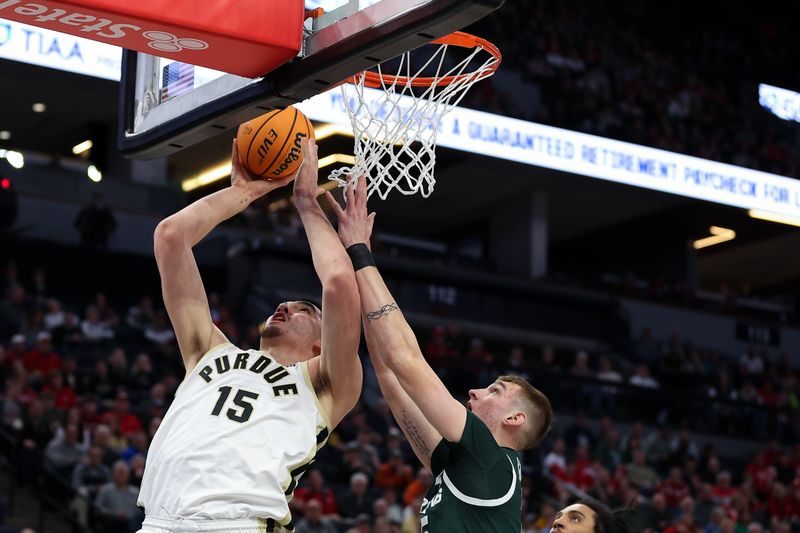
[442,455,517,507]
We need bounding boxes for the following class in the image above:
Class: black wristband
[347,243,376,271]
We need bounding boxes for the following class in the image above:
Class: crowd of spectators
[631,329,798,442]
[425,323,799,443]
[1,255,799,533]
[464,0,800,179]
[533,427,800,533]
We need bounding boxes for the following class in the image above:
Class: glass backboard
[118,0,504,159]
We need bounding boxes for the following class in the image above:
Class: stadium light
[181,154,355,192]
[0,150,24,169]
[318,154,355,168]
[182,162,232,192]
[87,165,102,182]
[748,209,800,228]
[692,226,735,250]
[314,123,353,141]
[72,140,93,155]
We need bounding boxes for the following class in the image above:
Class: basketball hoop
[328,32,502,200]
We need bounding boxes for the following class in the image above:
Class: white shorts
[138,517,291,533]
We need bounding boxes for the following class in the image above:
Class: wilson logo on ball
[272,132,307,176]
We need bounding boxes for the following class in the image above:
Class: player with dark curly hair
[550,500,633,533]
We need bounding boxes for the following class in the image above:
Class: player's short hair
[497,375,553,450]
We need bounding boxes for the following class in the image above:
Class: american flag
[160,62,195,102]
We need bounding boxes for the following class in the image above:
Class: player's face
[466,380,517,427]
[261,301,322,343]
[550,503,596,533]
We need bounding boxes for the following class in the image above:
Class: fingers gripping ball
[236,107,315,180]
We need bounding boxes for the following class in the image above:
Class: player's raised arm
[154,140,293,372]
[363,320,441,469]
[325,176,467,445]
[326,176,441,466]
[293,139,362,428]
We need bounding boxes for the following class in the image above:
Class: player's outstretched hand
[230,139,294,199]
[293,138,322,211]
[325,174,375,249]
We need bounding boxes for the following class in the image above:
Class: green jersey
[419,411,522,533]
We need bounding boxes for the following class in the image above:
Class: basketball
[236,107,315,180]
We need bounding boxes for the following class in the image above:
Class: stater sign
[0,0,304,77]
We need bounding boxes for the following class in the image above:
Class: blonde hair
[497,375,554,450]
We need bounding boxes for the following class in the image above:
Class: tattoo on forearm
[366,303,399,321]
[400,410,430,456]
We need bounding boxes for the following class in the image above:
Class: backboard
[118,0,504,159]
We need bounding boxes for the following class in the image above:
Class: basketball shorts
[138,516,291,533]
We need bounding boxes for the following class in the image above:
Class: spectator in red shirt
[763,440,782,465]
[7,333,26,360]
[42,369,77,411]
[293,469,338,517]
[767,483,793,520]
[375,449,413,490]
[660,467,691,509]
[79,399,104,435]
[747,452,774,496]
[23,331,61,381]
[574,443,595,480]
[561,461,596,491]
[424,325,455,370]
[102,392,142,438]
[3,334,26,376]
[543,437,567,479]
[713,471,738,507]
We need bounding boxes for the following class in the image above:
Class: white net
[328,34,500,199]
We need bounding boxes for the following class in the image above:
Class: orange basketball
[236,107,315,180]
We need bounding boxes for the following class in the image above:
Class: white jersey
[138,343,331,530]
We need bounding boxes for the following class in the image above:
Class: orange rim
[347,31,501,89]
